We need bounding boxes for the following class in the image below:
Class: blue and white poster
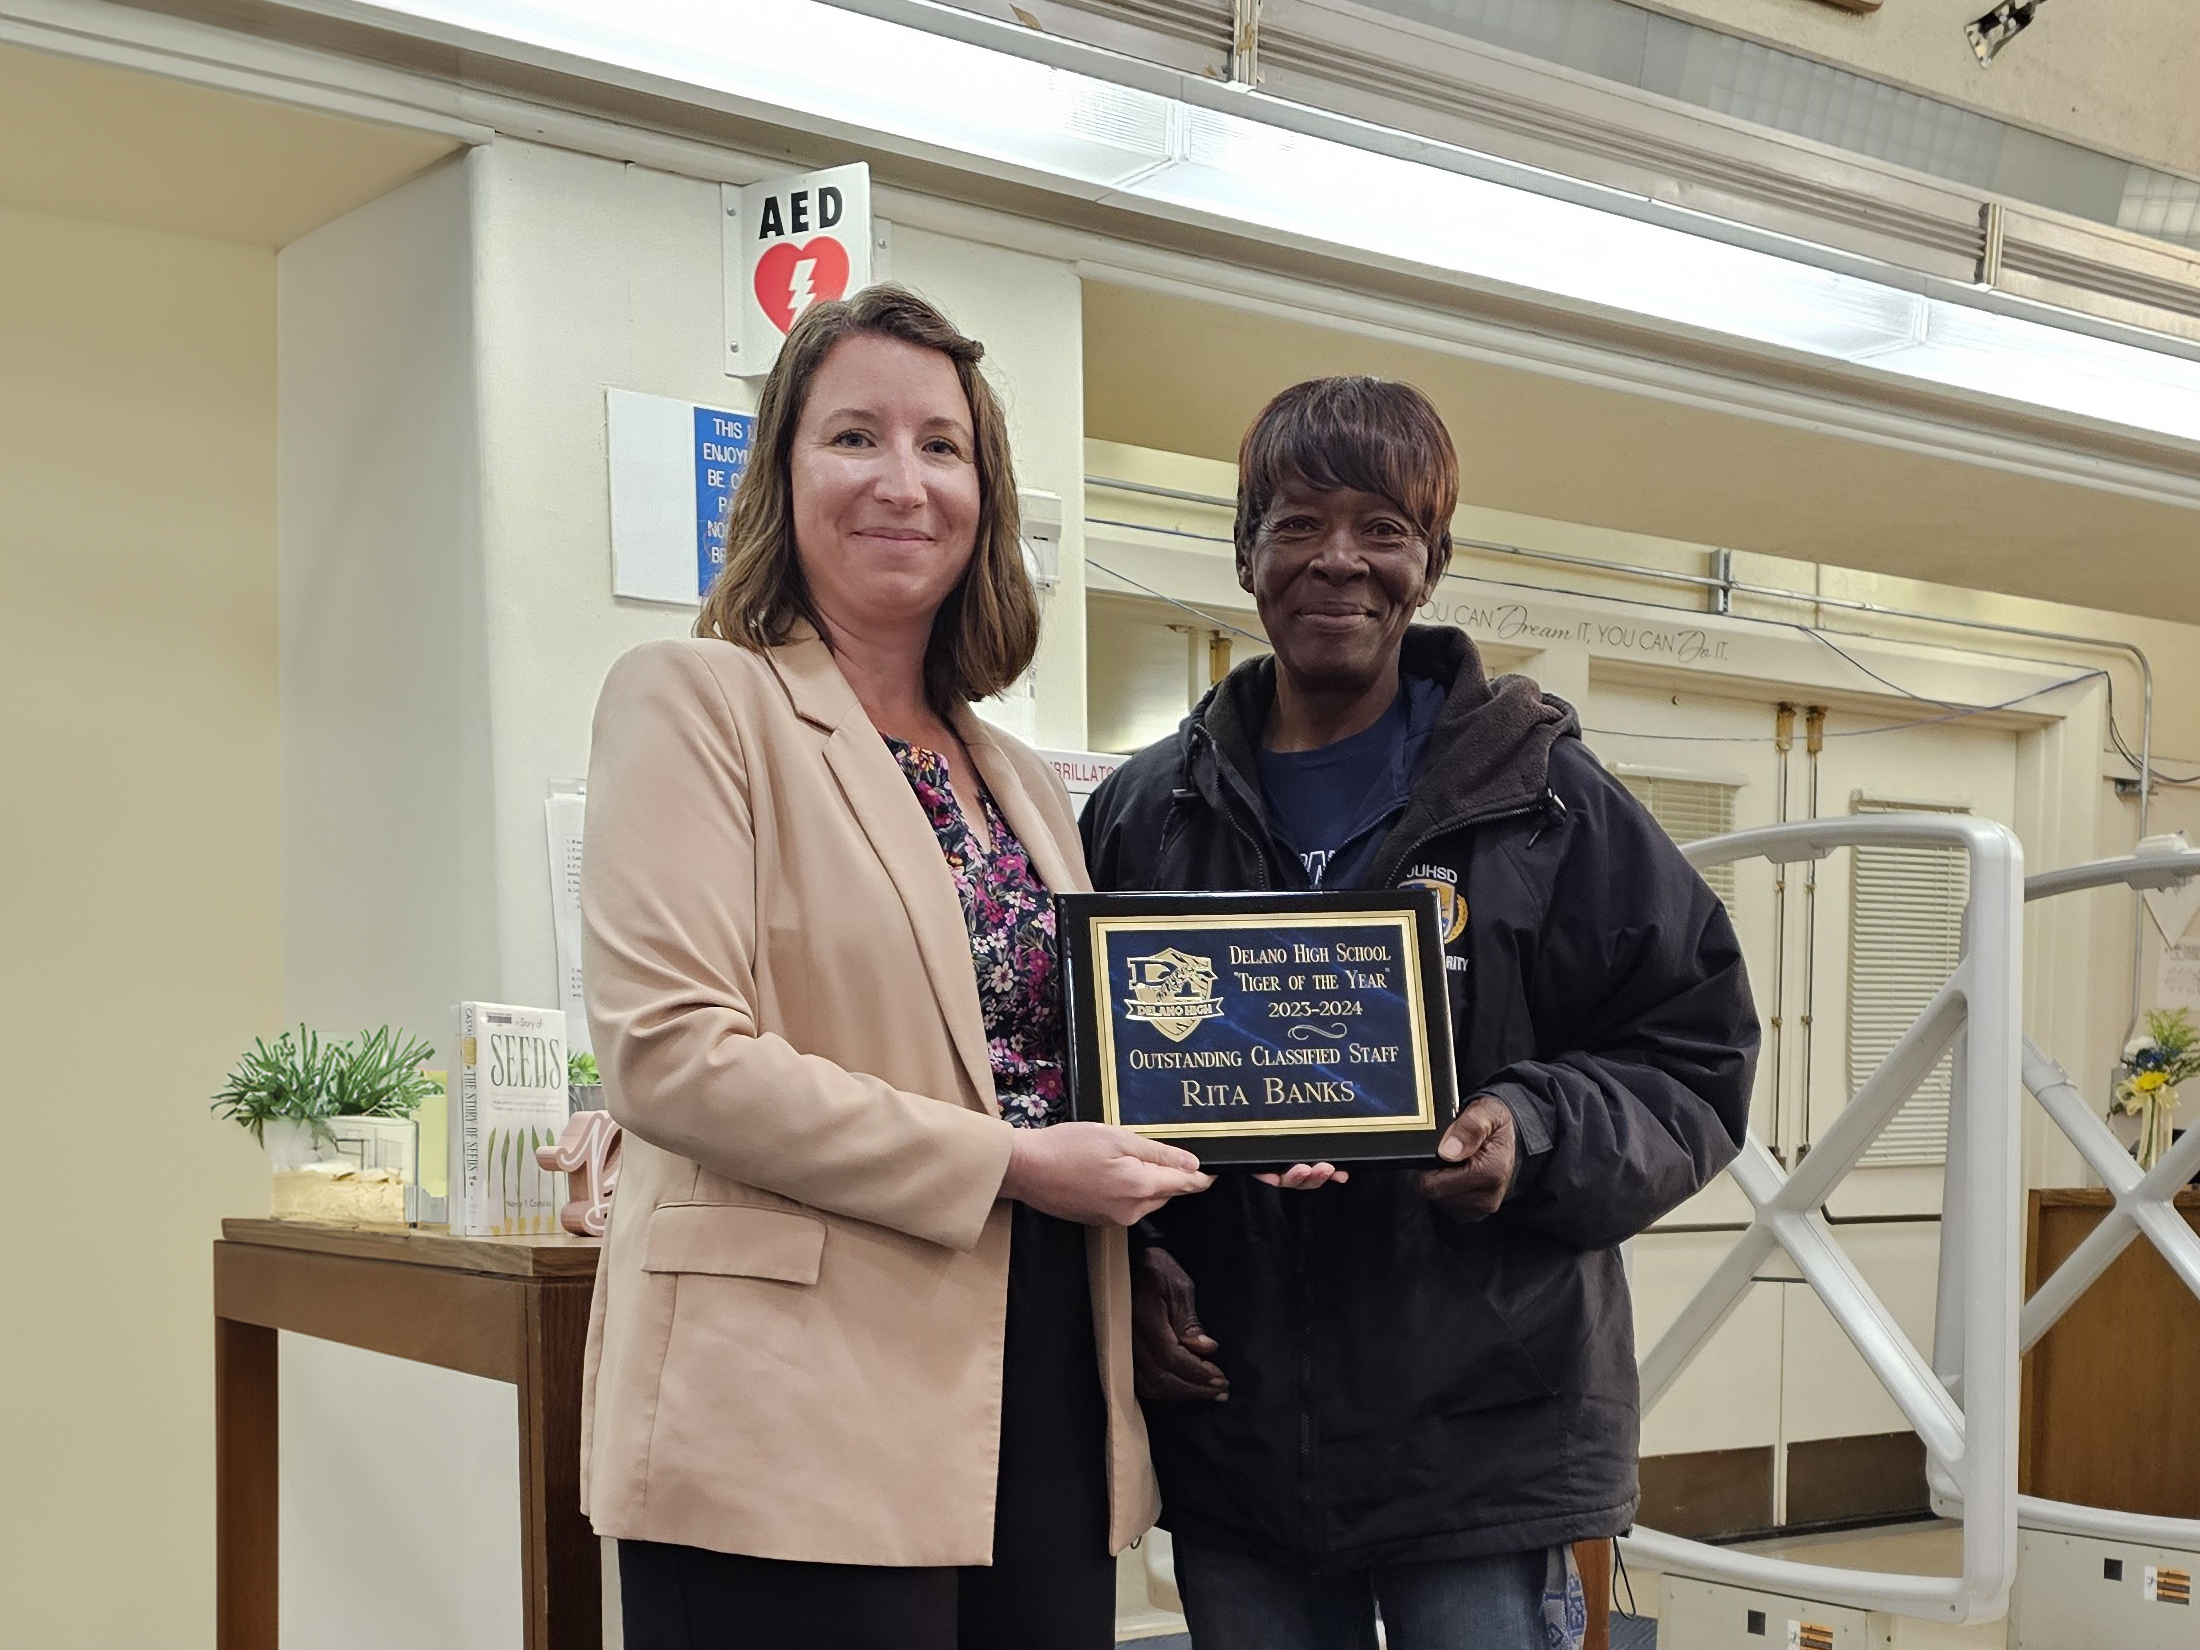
[607,387,755,604]
[692,405,753,594]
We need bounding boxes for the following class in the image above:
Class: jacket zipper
[1316,791,1557,1558]
[1295,1198,1317,1556]
[1183,724,1284,890]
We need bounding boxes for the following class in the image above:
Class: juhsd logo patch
[1402,865,1467,945]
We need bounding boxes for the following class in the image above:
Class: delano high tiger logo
[1121,948,1225,1043]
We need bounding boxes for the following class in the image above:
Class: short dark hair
[696,284,1038,715]
[1235,377,1458,583]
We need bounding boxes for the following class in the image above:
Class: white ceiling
[1083,280,2200,626]
[0,44,459,247]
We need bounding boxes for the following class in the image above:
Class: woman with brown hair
[578,285,1209,1650]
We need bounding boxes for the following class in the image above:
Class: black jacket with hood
[1079,626,1759,1570]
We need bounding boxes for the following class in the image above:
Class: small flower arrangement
[2112,1008,2199,1170]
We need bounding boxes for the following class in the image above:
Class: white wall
[279,152,500,1044]
[888,222,1089,747]
[277,149,531,1650]
[465,143,715,1016]
[279,1336,522,1650]
[0,201,279,1648]
[1639,0,2200,177]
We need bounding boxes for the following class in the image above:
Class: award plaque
[1057,889,1458,1169]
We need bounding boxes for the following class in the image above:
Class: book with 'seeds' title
[451,1002,570,1236]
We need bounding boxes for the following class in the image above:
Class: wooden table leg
[217,1313,279,1650]
[519,1280,601,1650]
[1575,1538,1613,1650]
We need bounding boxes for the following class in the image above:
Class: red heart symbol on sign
[754,237,852,335]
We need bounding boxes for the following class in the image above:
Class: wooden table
[2020,1187,2200,1518]
[214,1218,602,1649]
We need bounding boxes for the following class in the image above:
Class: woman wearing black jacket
[1080,377,1759,1650]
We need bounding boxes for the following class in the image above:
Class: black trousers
[619,1205,1116,1650]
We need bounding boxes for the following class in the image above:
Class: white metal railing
[1624,815,2024,1624]
[1940,843,2200,1552]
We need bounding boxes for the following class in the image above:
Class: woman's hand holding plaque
[1002,1121,1212,1227]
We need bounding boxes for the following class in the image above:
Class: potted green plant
[213,1025,440,1220]
[569,1050,605,1112]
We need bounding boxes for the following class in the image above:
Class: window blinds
[1848,797,1971,1168]
[1618,774,1740,913]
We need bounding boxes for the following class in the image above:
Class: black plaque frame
[1057,889,1458,1170]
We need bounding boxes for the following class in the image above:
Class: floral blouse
[884,737,1067,1129]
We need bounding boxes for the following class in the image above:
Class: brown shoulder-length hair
[1234,376,1458,586]
[697,284,1037,714]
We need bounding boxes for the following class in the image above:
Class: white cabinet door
[1586,679,1787,1467]
[1804,712,2019,1213]
[1590,671,2021,1489]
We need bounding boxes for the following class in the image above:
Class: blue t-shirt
[1254,678,1443,888]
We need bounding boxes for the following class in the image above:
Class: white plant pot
[264,1117,410,1225]
[262,1118,329,1173]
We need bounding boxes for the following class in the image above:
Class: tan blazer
[576,631,1159,1566]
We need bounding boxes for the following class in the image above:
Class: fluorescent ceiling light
[374,0,1176,188]
[348,0,2200,447]
[1147,100,2200,444]
[1149,104,1929,362]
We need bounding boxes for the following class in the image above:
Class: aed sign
[724,162,873,376]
